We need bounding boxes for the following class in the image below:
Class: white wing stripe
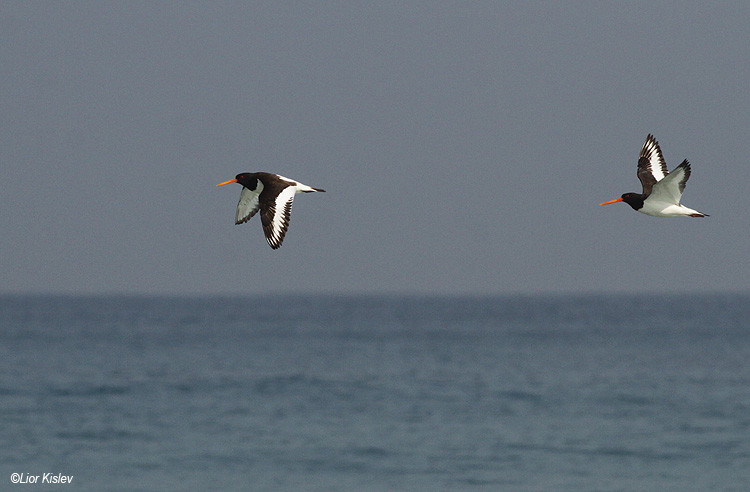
[642,136,668,182]
[268,187,296,243]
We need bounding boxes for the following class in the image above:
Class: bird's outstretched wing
[235,182,263,224]
[637,134,669,196]
[260,186,296,249]
[648,160,691,206]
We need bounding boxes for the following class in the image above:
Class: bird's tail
[300,185,325,193]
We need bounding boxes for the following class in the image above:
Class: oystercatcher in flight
[217,172,325,249]
[599,134,708,217]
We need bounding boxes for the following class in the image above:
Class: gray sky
[1,1,748,296]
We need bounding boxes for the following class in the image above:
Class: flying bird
[217,172,325,249]
[599,134,708,217]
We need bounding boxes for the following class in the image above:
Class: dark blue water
[1,294,749,491]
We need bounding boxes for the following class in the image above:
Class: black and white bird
[217,172,325,249]
[599,134,708,217]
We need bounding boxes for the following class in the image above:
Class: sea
[1,294,749,492]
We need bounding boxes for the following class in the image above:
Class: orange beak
[599,197,624,206]
[216,178,238,187]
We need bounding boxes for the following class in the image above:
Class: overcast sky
[1,1,748,296]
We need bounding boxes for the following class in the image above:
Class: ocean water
[1,294,749,492]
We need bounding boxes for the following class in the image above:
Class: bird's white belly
[639,202,699,217]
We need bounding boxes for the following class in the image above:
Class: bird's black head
[216,172,258,190]
[599,192,644,211]
[234,173,260,190]
[619,192,644,211]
